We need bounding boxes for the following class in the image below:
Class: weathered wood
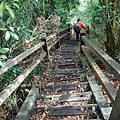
[41,36,49,58]
[49,109,92,116]
[15,88,39,120]
[82,46,116,103]
[59,32,69,40]
[88,76,112,120]
[58,27,69,34]
[50,68,83,74]
[0,52,46,106]
[46,33,56,42]
[0,42,45,75]
[48,39,59,51]
[82,36,120,81]
[40,92,92,102]
[81,56,111,120]
[59,54,73,59]
[34,104,97,111]
[60,51,74,54]
[49,73,85,80]
[46,76,86,82]
[52,59,76,64]
[45,82,88,91]
[109,87,120,120]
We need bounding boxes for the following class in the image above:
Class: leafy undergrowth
[0,72,43,120]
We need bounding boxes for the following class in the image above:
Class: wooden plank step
[44,82,88,91]
[40,92,92,102]
[34,104,97,111]
[52,59,82,64]
[50,68,84,74]
[59,54,73,59]
[49,109,92,116]
[61,47,75,52]
[46,76,86,82]
[56,63,83,69]
[60,52,75,54]
[58,59,76,63]
[60,51,75,54]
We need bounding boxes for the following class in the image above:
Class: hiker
[72,18,87,41]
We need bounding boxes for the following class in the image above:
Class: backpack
[74,23,81,33]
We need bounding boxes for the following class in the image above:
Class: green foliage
[1,66,22,90]
[115,53,120,62]
[0,47,9,67]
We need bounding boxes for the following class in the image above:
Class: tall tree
[99,0,118,55]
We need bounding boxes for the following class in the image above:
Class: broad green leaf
[0,27,7,31]
[0,55,7,60]
[0,1,5,17]
[10,32,19,40]
[0,48,9,54]
[0,18,6,27]
[7,17,13,24]
[9,26,14,32]
[5,31,11,41]
[0,61,5,67]
[12,3,19,9]
[5,4,15,19]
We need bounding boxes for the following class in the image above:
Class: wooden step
[39,92,92,102]
[33,104,97,116]
[50,68,84,74]
[44,82,89,91]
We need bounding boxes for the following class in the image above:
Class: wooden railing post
[55,32,60,49]
[41,36,49,59]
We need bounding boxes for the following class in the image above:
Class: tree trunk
[42,0,45,17]
[105,22,116,54]
[99,0,117,55]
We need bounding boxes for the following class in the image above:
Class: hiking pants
[76,32,80,41]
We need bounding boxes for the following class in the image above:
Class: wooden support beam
[58,27,69,34]
[59,32,70,40]
[15,88,39,120]
[82,36,120,81]
[46,33,56,42]
[0,42,45,75]
[80,55,112,120]
[48,39,59,51]
[0,52,46,106]
[41,36,49,59]
[82,46,116,103]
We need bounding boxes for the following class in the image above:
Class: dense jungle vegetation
[0,0,120,119]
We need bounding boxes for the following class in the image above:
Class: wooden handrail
[59,32,70,40]
[0,52,46,106]
[0,42,45,75]
[82,36,120,81]
[0,26,70,106]
[82,46,117,103]
[58,27,69,34]
[46,33,57,42]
